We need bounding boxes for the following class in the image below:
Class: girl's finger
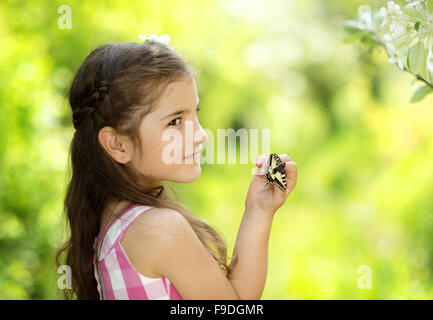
[284,161,298,196]
[284,161,298,187]
[254,164,266,176]
[279,154,291,162]
[255,155,267,167]
[254,155,267,176]
[284,160,297,172]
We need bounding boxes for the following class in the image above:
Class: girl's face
[131,76,207,184]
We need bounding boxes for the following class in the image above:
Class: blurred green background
[1,0,432,299]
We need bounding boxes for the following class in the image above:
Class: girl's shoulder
[122,206,241,300]
[120,207,187,276]
[123,208,189,243]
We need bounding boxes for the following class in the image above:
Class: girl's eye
[167,108,200,126]
[168,118,181,126]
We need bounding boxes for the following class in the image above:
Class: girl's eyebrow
[160,100,200,121]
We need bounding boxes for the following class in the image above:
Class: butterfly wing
[265,154,275,184]
[267,154,287,192]
[272,167,287,192]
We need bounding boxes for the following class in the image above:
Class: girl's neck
[100,199,134,232]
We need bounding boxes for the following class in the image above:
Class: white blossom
[390,21,408,36]
[386,43,407,69]
[380,1,404,28]
[427,49,433,72]
[383,33,393,43]
[405,0,426,11]
[138,34,174,50]
[357,5,373,30]
[348,0,433,90]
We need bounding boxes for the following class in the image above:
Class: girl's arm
[227,208,274,300]
[226,154,297,300]
[122,155,296,300]
[122,207,242,300]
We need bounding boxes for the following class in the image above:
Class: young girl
[56,34,298,300]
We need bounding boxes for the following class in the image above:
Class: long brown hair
[55,41,232,300]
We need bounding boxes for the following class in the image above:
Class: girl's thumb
[256,155,266,166]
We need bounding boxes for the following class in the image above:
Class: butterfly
[264,154,287,192]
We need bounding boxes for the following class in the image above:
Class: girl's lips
[184,151,199,159]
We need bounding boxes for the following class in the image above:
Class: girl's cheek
[158,130,185,162]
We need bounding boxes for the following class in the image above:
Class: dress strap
[93,204,155,263]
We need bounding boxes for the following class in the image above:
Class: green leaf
[359,33,374,45]
[415,21,420,31]
[410,85,433,103]
[408,41,424,74]
[342,20,363,34]
[403,8,425,21]
[427,62,433,83]
[427,70,433,83]
[392,34,412,51]
[428,0,433,15]
[343,34,361,44]
[419,47,428,80]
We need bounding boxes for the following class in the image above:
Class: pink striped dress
[92,203,183,300]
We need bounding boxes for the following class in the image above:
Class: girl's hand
[245,154,297,216]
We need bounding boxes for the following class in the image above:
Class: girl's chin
[171,165,202,183]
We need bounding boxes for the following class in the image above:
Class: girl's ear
[98,126,132,164]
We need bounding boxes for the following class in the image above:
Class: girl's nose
[196,126,207,144]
